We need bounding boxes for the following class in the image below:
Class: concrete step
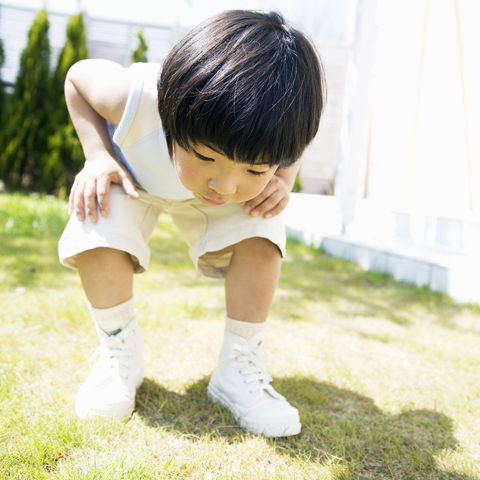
[321,235,480,305]
[283,194,480,305]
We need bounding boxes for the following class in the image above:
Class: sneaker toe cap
[245,401,299,424]
[76,386,135,419]
[240,395,301,437]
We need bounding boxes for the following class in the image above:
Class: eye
[194,152,214,162]
[248,169,269,176]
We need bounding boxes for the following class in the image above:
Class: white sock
[225,316,267,340]
[88,297,136,335]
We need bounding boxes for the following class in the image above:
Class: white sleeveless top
[112,63,194,200]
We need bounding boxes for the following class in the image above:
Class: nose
[208,175,237,195]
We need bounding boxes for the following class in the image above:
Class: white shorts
[58,185,286,278]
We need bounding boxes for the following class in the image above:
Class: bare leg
[76,247,134,308]
[74,247,143,420]
[210,237,300,437]
[225,237,281,323]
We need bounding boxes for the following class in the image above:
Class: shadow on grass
[277,240,480,333]
[136,376,470,479]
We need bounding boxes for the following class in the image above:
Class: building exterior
[335,0,480,224]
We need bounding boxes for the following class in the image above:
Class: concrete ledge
[322,235,480,304]
[284,194,480,305]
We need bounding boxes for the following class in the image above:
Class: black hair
[158,10,326,168]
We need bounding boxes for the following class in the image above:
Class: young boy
[59,10,325,438]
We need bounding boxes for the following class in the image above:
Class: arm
[66,59,139,223]
[242,158,302,219]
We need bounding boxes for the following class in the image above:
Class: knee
[233,237,282,264]
[77,247,133,268]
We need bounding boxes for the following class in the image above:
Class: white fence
[0,3,176,84]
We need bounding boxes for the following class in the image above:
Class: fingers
[71,176,87,222]
[84,177,98,223]
[96,176,110,219]
[242,192,269,216]
[263,198,289,218]
[68,177,78,216]
[68,157,138,223]
[69,171,102,223]
[242,175,291,219]
[120,173,140,200]
[243,190,290,219]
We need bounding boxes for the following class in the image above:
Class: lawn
[1,193,479,479]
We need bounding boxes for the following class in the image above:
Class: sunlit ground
[1,193,480,479]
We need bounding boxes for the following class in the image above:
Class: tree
[42,12,89,194]
[0,9,52,191]
[131,27,148,63]
[52,12,88,124]
[292,174,303,193]
[0,38,5,126]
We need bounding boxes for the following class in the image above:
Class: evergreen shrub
[0,9,52,192]
[132,27,148,63]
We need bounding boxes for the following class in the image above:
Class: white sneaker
[207,330,301,437]
[75,316,144,419]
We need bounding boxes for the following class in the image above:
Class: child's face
[173,142,277,206]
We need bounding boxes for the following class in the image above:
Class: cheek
[175,160,200,188]
[240,176,272,200]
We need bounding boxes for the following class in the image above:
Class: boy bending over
[59,10,325,437]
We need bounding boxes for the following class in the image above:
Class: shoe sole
[77,402,135,420]
[207,384,301,438]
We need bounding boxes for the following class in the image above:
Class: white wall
[364,0,480,216]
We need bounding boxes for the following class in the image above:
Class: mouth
[199,194,228,207]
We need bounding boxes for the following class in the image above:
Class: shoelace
[88,332,135,382]
[228,342,273,395]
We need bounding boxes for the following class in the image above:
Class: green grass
[1,192,480,479]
